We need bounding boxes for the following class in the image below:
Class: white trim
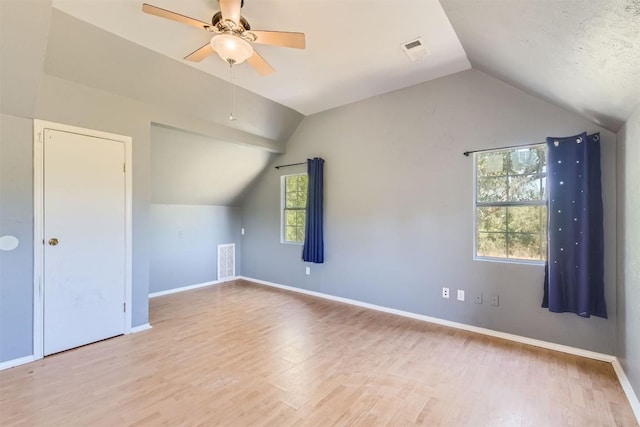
[238,276,615,363]
[612,358,640,423]
[128,323,152,334]
[32,120,134,359]
[0,355,35,371]
[33,125,44,359]
[149,278,234,298]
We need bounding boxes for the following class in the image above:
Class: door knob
[48,238,59,246]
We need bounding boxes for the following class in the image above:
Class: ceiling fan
[141,0,305,76]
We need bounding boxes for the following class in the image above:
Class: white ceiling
[52,0,471,116]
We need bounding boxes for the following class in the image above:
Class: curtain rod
[463,141,545,157]
[274,161,306,170]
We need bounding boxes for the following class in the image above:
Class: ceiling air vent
[401,37,428,62]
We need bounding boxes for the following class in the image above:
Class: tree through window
[475,146,547,262]
[282,174,308,244]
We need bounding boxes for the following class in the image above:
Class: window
[475,145,547,262]
[281,174,308,244]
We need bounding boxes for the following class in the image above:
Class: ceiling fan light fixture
[210,33,253,64]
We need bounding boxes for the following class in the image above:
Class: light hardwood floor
[0,280,637,426]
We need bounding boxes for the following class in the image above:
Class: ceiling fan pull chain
[229,60,237,121]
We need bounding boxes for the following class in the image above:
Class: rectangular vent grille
[401,37,428,62]
[404,40,422,50]
[217,243,235,281]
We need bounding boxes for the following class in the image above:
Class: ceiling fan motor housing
[211,11,250,31]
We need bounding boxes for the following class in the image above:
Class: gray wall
[149,205,240,294]
[241,69,618,354]
[0,114,34,361]
[616,104,640,395]
[151,124,276,206]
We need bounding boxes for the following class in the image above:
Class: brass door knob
[48,238,59,246]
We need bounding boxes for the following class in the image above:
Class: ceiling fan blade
[184,43,215,62]
[249,30,306,49]
[246,50,274,76]
[142,3,210,30]
[219,0,241,25]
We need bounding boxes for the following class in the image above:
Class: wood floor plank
[0,279,636,426]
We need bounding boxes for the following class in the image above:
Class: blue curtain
[542,132,606,318]
[303,157,324,263]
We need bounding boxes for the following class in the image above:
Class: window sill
[281,241,303,246]
[474,256,546,266]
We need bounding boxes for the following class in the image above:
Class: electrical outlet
[491,294,499,306]
[442,287,450,299]
[241,228,245,235]
[178,231,184,239]
[457,290,465,301]
[305,266,310,275]
[475,293,483,304]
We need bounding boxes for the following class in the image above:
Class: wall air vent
[401,37,429,62]
[217,243,235,281]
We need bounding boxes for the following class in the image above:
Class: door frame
[33,120,133,360]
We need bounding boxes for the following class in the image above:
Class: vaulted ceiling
[50,0,640,132]
[51,0,472,116]
[3,0,638,136]
[441,0,640,132]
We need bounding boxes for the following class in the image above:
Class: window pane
[300,188,307,208]
[297,175,308,192]
[478,177,508,202]
[477,207,506,232]
[509,148,541,175]
[507,206,542,233]
[477,232,507,258]
[477,152,507,177]
[285,176,297,192]
[509,175,542,202]
[296,227,305,243]
[285,192,297,208]
[508,233,542,260]
[296,211,306,228]
[285,210,297,226]
[285,226,297,242]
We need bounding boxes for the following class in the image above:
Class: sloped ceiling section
[441,0,640,132]
[151,124,275,205]
[43,9,303,142]
[52,0,471,115]
[0,0,52,117]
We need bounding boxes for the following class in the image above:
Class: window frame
[473,144,547,265]
[280,173,308,245]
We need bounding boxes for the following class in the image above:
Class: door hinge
[123,163,126,173]
[123,302,126,312]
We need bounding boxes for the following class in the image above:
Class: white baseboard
[128,323,152,334]
[612,359,640,423]
[0,355,35,371]
[238,276,615,362]
[149,277,235,298]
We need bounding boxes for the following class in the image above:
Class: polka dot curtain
[542,132,607,318]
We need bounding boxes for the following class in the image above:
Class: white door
[43,129,126,355]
